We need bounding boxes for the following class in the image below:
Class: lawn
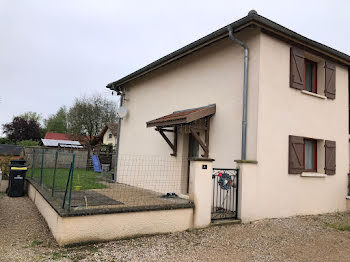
[29,168,107,191]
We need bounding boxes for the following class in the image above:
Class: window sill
[301,90,327,100]
[301,172,327,178]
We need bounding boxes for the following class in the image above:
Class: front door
[186,133,200,192]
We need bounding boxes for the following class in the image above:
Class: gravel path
[1,193,350,261]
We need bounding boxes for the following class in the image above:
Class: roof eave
[107,13,350,90]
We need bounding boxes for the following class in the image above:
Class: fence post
[189,158,214,228]
[68,154,75,212]
[40,149,44,185]
[51,151,58,197]
[62,163,72,209]
[31,149,35,179]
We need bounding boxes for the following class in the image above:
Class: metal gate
[211,168,239,220]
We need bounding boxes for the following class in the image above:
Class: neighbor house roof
[147,104,216,127]
[0,144,24,156]
[44,132,72,141]
[41,139,83,148]
[90,123,118,146]
[107,10,350,90]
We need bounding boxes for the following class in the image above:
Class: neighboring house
[106,11,350,222]
[102,123,118,147]
[91,123,118,148]
[41,132,84,149]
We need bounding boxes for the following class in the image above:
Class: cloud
[0,0,349,134]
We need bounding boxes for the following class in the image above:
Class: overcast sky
[1,0,349,135]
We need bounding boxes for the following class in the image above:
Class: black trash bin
[7,160,27,197]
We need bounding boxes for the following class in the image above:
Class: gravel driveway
[1,193,350,262]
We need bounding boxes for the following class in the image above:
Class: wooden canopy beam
[190,127,208,158]
[156,127,177,156]
[189,116,211,158]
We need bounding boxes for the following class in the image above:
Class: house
[106,10,350,222]
[102,123,118,147]
[90,123,118,148]
[41,132,84,149]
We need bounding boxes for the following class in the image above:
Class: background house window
[108,133,113,139]
[304,139,317,172]
[305,59,317,93]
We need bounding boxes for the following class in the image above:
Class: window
[290,47,336,99]
[304,59,317,93]
[108,133,113,139]
[289,135,336,175]
[303,139,317,172]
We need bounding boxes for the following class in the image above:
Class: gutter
[113,88,124,182]
[227,26,249,161]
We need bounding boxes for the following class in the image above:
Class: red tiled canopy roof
[147,104,216,128]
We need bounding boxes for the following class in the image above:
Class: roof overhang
[147,104,216,128]
[107,12,350,90]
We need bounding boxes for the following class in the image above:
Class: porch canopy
[146,104,216,157]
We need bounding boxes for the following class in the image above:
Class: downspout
[113,88,124,182]
[227,26,249,160]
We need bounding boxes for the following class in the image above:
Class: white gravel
[1,193,350,262]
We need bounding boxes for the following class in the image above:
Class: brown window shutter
[325,140,336,175]
[324,61,336,99]
[289,135,304,174]
[290,47,305,90]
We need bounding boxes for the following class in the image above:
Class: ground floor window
[304,139,317,172]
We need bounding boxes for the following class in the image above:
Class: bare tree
[67,94,117,145]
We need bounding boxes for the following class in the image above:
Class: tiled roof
[147,104,216,127]
[106,123,118,136]
[44,132,72,141]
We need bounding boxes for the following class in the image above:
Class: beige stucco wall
[28,183,193,246]
[102,128,116,147]
[240,32,349,222]
[114,27,349,221]
[117,28,261,194]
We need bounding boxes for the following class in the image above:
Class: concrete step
[210,219,241,227]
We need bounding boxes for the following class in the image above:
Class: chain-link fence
[26,149,80,211]
[26,149,191,214]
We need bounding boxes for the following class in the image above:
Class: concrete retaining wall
[27,183,194,246]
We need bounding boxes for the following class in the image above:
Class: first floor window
[304,59,317,93]
[304,139,317,172]
[108,133,113,139]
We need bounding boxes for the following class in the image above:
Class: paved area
[30,179,191,215]
[1,193,350,261]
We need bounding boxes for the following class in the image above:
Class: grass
[30,239,43,247]
[325,222,350,232]
[29,168,107,191]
